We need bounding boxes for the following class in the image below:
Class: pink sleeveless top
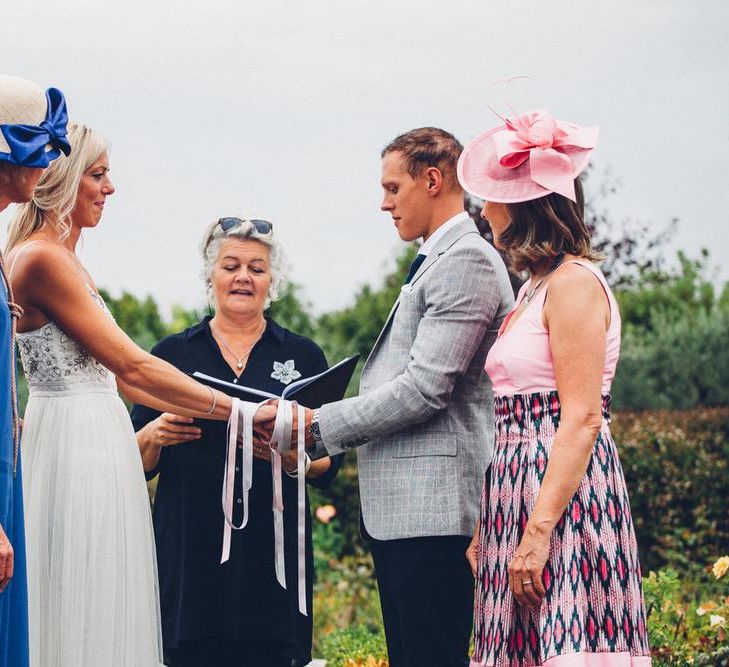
[485,260,621,396]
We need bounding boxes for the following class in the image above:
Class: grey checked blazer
[318,218,514,540]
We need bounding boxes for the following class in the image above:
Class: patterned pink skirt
[471,392,651,666]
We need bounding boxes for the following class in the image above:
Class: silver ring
[522,579,533,586]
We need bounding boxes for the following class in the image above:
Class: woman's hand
[251,435,273,463]
[137,413,201,448]
[0,523,14,593]
[252,402,278,442]
[466,522,480,577]
[507,523,551,609]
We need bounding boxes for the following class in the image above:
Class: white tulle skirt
[22,386,163,666]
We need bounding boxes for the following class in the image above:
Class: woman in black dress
[132,217,342,667]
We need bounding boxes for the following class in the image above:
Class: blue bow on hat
[0,87,71,168]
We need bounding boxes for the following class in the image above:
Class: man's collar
[418,211,470,257]
[185,315,285,343]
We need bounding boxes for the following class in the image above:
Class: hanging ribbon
[220,398,308,616]
[270,399,292,590]
[296,403,307,616]
[220,398,256,563]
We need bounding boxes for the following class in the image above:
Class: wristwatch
[308,409,322,444]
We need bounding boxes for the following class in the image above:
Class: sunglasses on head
[217,217,274,235]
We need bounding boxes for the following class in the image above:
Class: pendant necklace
[212,320,265,370]
[524,254,566,304]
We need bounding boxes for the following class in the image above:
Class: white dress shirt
[418,211,471,257]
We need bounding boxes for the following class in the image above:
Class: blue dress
[0,276,29,667]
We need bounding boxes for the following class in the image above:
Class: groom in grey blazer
[264,128,513,667]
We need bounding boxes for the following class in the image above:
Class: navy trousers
[369,534,474,667]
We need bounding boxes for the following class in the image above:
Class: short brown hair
[499,178,600,273]
[381,127,463,191]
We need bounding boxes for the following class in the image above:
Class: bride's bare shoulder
[8,240,79,284]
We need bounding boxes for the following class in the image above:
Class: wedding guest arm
[506,263,608,609]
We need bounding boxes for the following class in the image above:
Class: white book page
[191,372,278,400]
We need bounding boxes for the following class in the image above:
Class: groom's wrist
[306,409,329,460]
[307,409,321,446]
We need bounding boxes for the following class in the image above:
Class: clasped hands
[140,400,314,472]
[250,400,315,470]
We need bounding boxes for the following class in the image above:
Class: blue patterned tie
[404,254,426,284]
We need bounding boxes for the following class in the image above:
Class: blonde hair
[5,124,108,252]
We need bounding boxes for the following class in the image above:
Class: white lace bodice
[17,288,117,395]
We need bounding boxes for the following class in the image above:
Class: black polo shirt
[131,316,342,661]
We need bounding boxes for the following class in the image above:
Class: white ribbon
[220,398,309,616]
[271,399,291,590]
[296,403,307,616]
[220,398,256,563]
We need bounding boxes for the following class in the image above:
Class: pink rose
[315,504,337,524]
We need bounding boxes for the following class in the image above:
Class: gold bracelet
[205,386,217,415]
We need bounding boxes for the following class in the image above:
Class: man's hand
[252,402,315,449]
[0,524,14,593]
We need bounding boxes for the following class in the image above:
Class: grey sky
[2,0,728,317]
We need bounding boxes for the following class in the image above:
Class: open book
[192,354,360,409]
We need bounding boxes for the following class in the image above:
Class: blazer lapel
[363,219,479,368]
[364,292,403,367]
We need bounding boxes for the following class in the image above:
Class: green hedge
[612,251,729,410]
[612,407,729,575]
[318,626,387,667]
[613,308,729,410]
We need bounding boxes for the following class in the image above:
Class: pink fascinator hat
[457,109,598,203]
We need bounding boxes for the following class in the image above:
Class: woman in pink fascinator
[459,110,652,666]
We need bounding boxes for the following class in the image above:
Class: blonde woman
[6,124,235,666]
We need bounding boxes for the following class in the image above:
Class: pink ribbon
[491,109,598,201]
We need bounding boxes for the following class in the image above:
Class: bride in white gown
[5,124,235,666]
